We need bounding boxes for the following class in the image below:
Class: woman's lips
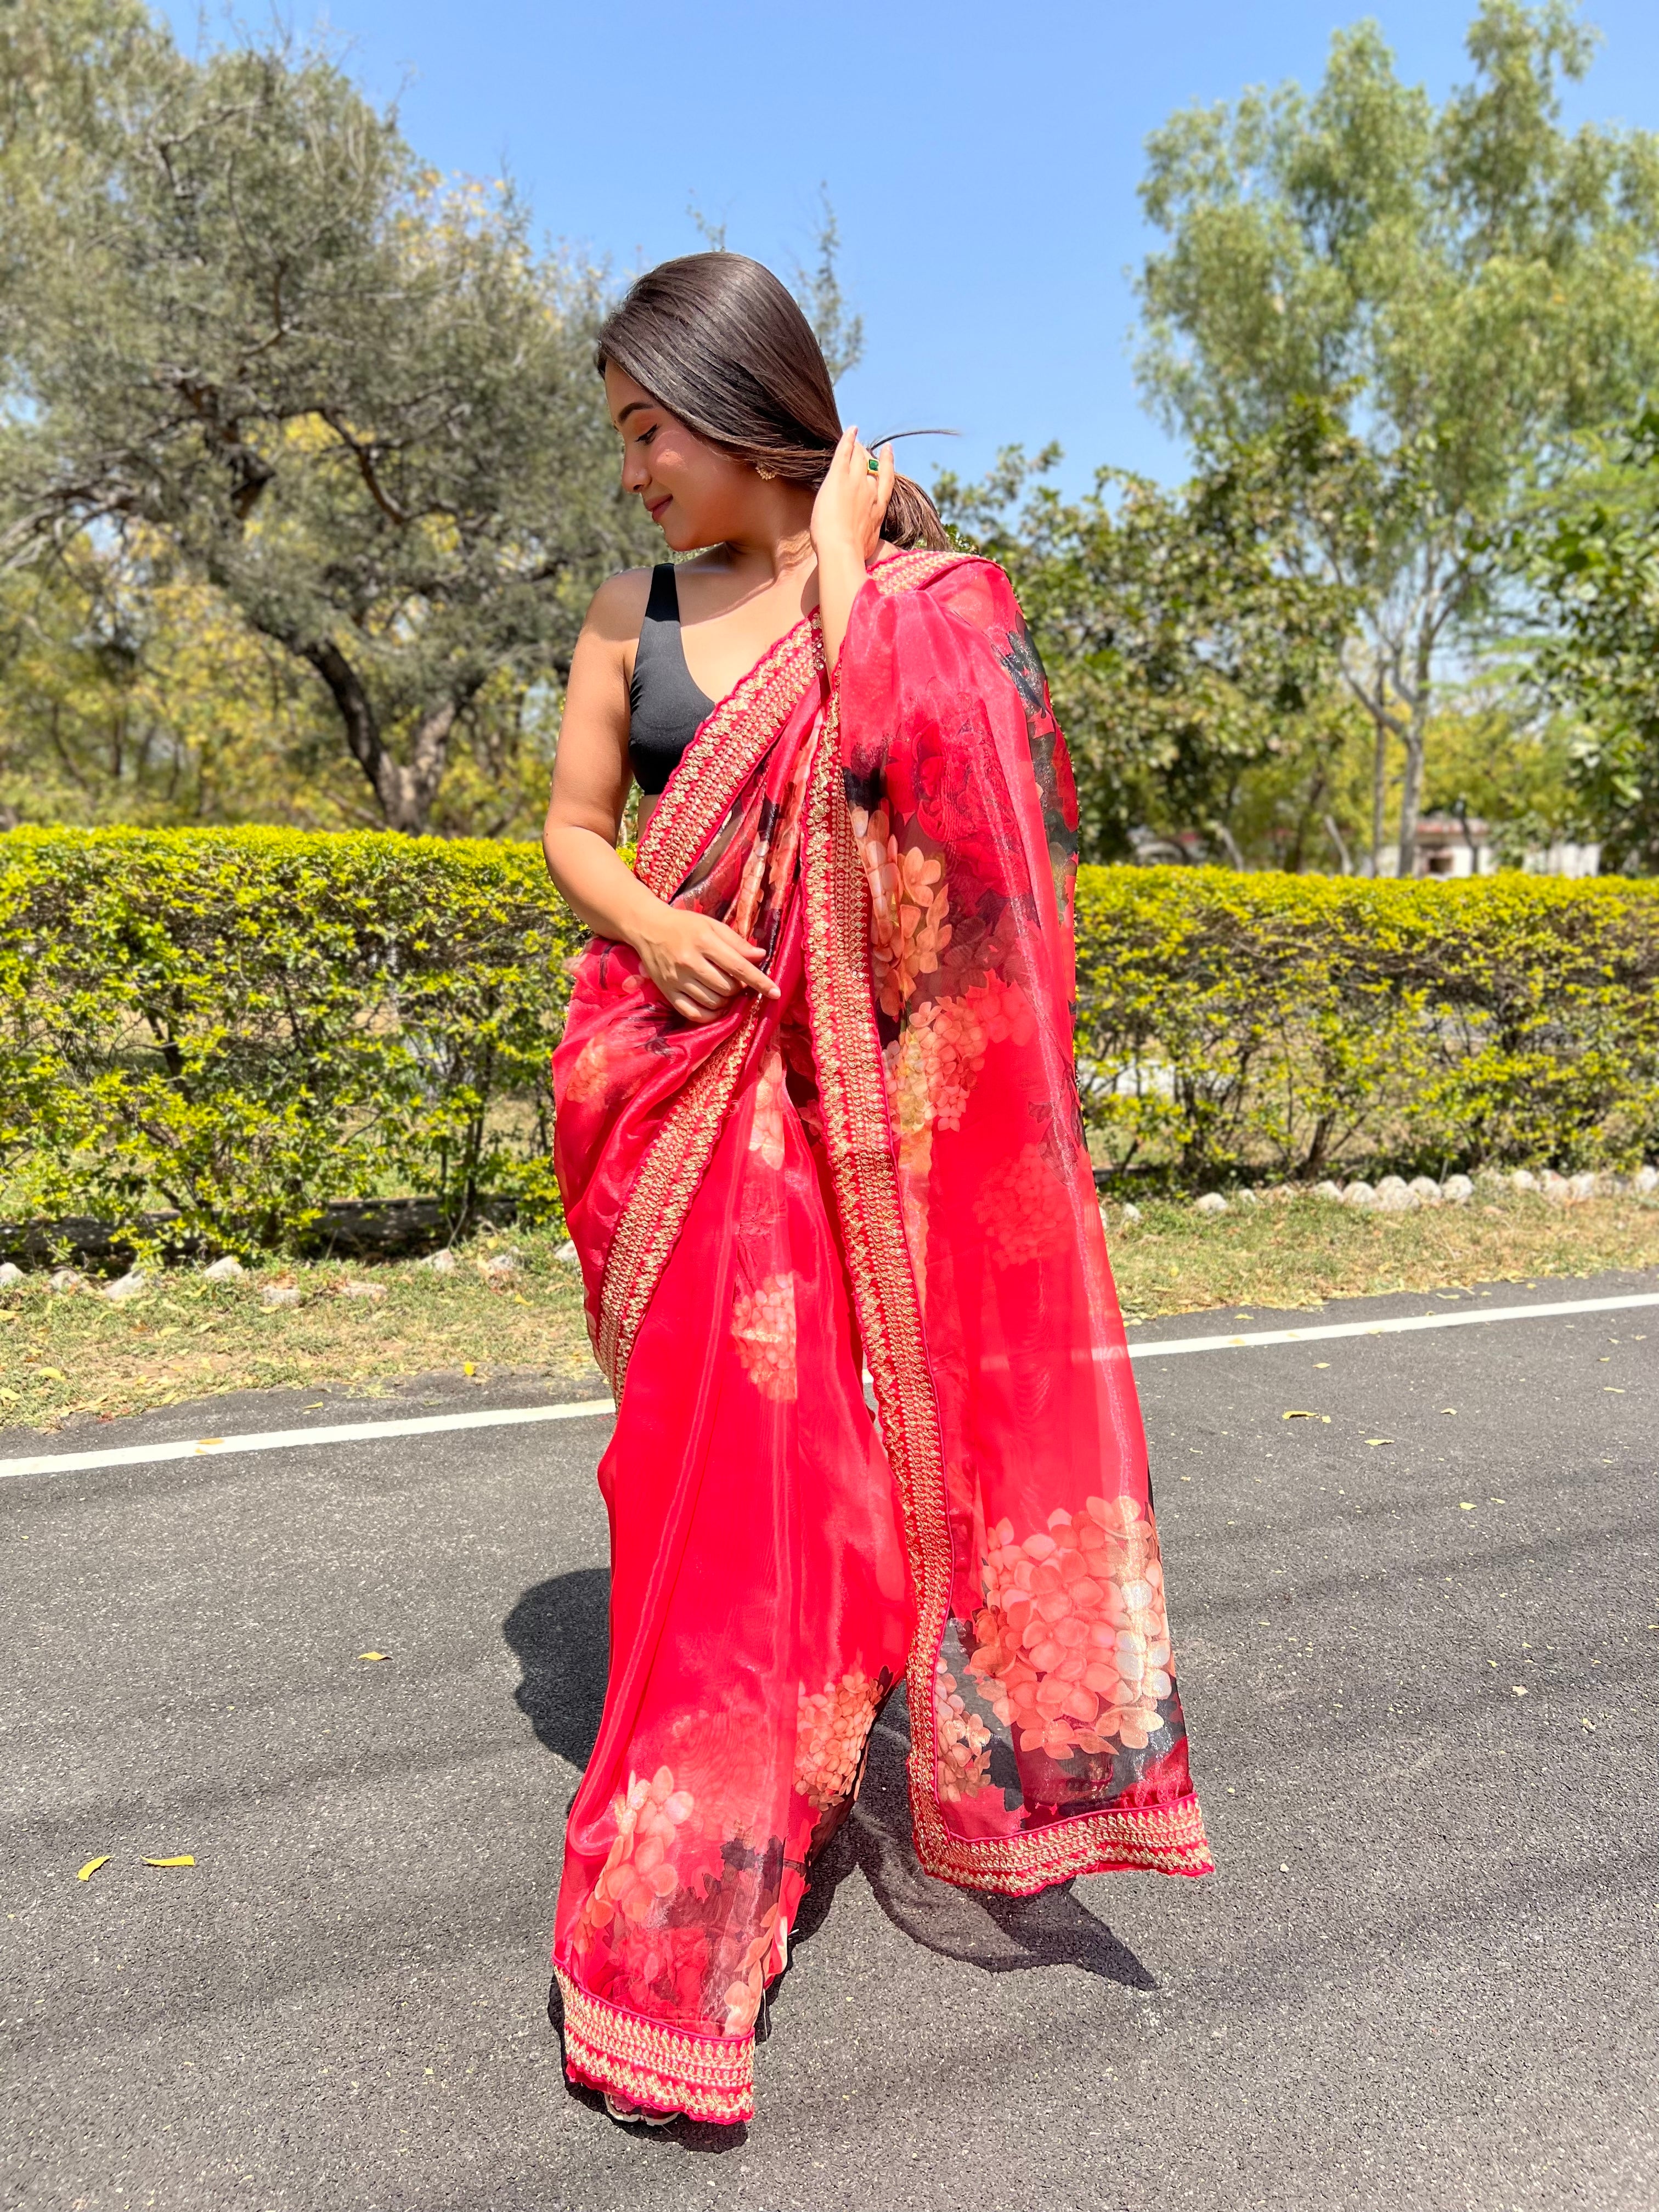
[645,495,670,521]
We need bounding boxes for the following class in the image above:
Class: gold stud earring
[756,464,777,481]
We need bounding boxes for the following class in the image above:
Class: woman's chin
[659,521,714,554]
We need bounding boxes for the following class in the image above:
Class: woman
[542,253,1209,2129]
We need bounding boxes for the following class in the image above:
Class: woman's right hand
[634,905,780,1025]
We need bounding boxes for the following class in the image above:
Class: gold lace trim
[636,618,824,900]
[867,548,973,597]
[595,994,763,1390]
[554,1968,754,2126]
[914,1796,1214,1892]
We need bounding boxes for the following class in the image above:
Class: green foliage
[0,534,356,831]
[1075,865,1659,1182]
[0,825,585,1252]
[1519,409,1659,872]
[1416,695,1581,863]
[1136,2,1659,872]
[0,2,652,833]
[791,189,865,385]
[5,831,1655,1256]
[935,425,1359,862]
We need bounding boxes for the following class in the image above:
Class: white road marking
[1125,1290,1659,1358]
[1,1287,1652,1485]
[0,1398,617,1482]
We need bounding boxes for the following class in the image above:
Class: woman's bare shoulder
[584,567,656,645]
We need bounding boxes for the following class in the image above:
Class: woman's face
[603,362,757,552]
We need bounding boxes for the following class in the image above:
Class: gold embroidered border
[802,686,961,1865]
[636,618,824,900]
[595,992,763,1391]
[867,548,973,599]
[913,1796,1215,1894]
[802,555,1214,1893]
[554,1968,754,2126]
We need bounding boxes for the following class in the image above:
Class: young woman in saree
[541,253,1210,2128]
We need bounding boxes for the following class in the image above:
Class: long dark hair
[595,253,949,551]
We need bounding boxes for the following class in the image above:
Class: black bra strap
[644,562,679,624]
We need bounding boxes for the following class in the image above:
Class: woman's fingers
[875,442,895,524]
[702,950,776,998]
[705,924,780,997]
[682,955,741,1002]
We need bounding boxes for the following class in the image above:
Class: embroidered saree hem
[912,1795,1214,1892]
[555,1970,755,2125]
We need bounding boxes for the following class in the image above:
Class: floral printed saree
[549,549,1211,2125]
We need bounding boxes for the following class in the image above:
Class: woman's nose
[620,453,648,494]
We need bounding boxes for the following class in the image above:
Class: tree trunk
[1395,623,1436,879]
[1396,687,1432,877]
[383,697,462,834]
[1369,708,1389,874]
[300,639,466,834]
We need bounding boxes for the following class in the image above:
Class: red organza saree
[549,550,1211,2124]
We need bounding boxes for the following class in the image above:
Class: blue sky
[161,1,1659,493]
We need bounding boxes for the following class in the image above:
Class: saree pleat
[549,552,1210,2124]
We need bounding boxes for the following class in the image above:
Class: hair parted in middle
[595,252,949,551]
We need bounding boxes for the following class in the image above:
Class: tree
[1136,1,1659,873]
[0,532,341,830]
[690,185,866,383]
[935,423,1358,864]
[1520,409,1659,870]
[0,3,651,834]
[792,189,865,384]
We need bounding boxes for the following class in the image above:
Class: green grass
[1105,1186,1659,1322]
[0,1224,595,1432]
[4,1191,1657,1434]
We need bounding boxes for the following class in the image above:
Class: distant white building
[1369,814,1599,879]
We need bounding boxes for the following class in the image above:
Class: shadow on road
[503,1570,1154,1999]
[504,1565,611,1771]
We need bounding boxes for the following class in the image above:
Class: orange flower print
[748,1049,787,1172]
[721,1902,784,2035]
[971,1142,1074,1267]
[967,1496,1175,1760]
[732,838,770,945]
[731,1272,797,1401]
[934,1660,992,1802]
[849,803,953,1017]
[884,972,1040,1168]
[582,1765,701,1933]
[883,1029,936,1178]
[793,1672,883,1811]
[561,1031,613,1105]
[571,1767,721,2015]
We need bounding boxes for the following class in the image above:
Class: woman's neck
[709,484,817,589]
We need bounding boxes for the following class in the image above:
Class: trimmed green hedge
[1074,867,1659,1182]
[3,828,1656,1254]
[1,826,584,1252]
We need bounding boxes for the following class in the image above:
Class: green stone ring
[866,452,881,474]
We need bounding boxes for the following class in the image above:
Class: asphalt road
[3,1272,1656,2212]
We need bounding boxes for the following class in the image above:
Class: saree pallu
[550,550,1211,2124]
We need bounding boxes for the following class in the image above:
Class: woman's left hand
[810,427,894,571]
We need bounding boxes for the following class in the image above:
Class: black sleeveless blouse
[628,565,714,795]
